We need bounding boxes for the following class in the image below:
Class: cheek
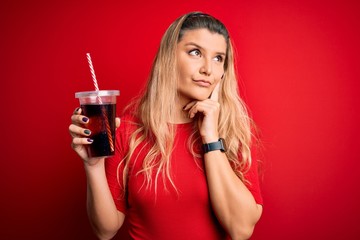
[215,65,225,77]
[178,61,195,78]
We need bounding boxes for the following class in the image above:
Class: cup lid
[75,90,120,98]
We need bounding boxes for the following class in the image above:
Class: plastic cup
[75,90,120,158]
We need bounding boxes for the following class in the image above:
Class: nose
[200,58,212,76]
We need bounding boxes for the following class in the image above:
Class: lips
[193,79,211,87]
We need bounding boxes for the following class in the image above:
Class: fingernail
[74,107,81,114]
[82,117,89,123]
[87,138,93,143]
[84,129,91,135]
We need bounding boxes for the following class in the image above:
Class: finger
[209,83,220,102]
[71,114,89,124]
[187,101,210,118]
[69,124,92,137]
[188,100,219,119]
[183,101,197,111]
[72,137,93,147]
[74,107,82,114]
[115,117,121,128]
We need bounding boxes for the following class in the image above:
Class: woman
[70,12,263,240]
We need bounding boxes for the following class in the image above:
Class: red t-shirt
[105,114,263,239]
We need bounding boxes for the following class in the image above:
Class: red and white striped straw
[86,53,100,92]
[85,53,114,152]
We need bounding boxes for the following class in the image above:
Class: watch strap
[203,138,226,153]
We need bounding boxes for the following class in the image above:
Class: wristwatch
[203,138,227,153]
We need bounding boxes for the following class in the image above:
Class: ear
[221,73,225,79]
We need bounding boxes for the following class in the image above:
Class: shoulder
[115,108,141,146]
[119,109,141,131]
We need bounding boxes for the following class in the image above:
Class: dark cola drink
[81,103,116,158]
[75,90,119,158]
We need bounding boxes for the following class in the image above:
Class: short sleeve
[243,147,264,205]
[105,115,133,214]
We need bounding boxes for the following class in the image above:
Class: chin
[191,94,211,101]
[179,89,211,102]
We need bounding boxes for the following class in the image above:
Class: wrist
[201,135,219,144]
[83,157,105,169]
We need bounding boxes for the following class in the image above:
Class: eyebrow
[185,42,226,57]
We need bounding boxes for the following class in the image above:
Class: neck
[170,98,193,124]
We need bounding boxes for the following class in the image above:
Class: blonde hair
[120,12,256,194]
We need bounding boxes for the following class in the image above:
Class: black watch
[202,138,227,153]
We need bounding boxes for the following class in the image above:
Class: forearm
[85,159,124,239]
[204,151,262,240]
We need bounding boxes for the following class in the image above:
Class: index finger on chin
[210,83,220,101]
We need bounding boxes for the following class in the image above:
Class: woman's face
[176,28,227,104]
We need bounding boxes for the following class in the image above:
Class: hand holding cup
[69,108,121,165]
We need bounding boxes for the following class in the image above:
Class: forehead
[178,28,227,53]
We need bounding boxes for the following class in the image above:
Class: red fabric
[105,114,263,239]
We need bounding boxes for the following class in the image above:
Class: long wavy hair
[120,12,256,194]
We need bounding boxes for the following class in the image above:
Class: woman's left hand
[183,83,221,143]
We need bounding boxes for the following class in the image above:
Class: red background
[1,0,359,239]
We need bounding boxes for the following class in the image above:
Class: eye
[214,55,224,62]
[189,49,201,57]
